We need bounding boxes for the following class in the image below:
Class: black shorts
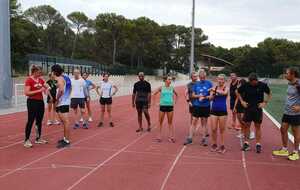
[100,97,112,105]
[192,106,210,118]
[211,111,228,116]
[236,102,245,113]
[47,95,56,104]
[136,101,149,111]
[160,106,173,113]
[56,105,69,113]
[189,106,194,114]
[71,98,85,109]
[243,107,263,124]
[282,114,300,126]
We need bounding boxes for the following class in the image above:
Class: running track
[0,87,299,190]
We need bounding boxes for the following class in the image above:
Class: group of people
[23,64,299,161]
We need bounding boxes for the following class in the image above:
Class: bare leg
[143,109,151,128]
[211,115,218,145]
[280,123,289,148]
[219,116,227,146]
[57,112,70,141]
[137,109,143,129]
[107,105,112,123]
[100,105,105,123]
[158,111,165,140]
[166,111,174,139]
[291,126,300,151]
[188,117,199,139]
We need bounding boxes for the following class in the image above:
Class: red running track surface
[0,87,299,190]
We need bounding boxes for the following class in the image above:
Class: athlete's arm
[24,85,45,96]
[152,87,161,96]
[96,85,101,96]
[112,85,118,96]
[173,89,178,104]
[56,77,65,104]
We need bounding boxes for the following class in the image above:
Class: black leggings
[25,99,45,141]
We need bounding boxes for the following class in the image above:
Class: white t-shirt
[71,78,86,98]
[99,81,113,98]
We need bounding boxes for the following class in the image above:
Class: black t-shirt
[133,80,151,102]
[230,81,238,99]
[238,81,271,108]
[187,81,196,100]
[47,79,57,97]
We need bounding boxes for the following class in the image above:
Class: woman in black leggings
[24,65,48,148]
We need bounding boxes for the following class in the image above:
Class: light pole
[0,0,12,108]
[190,0,195,76]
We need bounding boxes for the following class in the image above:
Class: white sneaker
[35,139,48,144]
[236,133,244,138]
[249,131,255,140]
[24,140,33,148]
[79,118,84,123]
[53,120,61,125]
[88,117,93,122]
[47,120,53,126]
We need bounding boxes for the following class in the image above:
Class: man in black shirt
[237,73,272,153]
[132,72,152,132]
[185,72,198,124]
[229,73,239,129]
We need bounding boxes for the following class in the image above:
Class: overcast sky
[19,0,300,48]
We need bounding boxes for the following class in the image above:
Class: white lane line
[0,128,63,150]
[160,146,186,190]
[263,109,300,150]
[240,137,253,190]
[66,125,157,190]
[0,125,118,178]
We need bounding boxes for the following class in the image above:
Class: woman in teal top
[153,76,178,143]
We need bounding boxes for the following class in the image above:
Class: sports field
[265,84,287,123]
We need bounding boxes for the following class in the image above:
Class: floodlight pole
[190,0,195,76]
[0,0,13,108]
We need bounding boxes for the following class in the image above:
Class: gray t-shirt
[284,81,300,115]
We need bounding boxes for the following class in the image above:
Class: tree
[67,12,89,58]
[95,13,126,65]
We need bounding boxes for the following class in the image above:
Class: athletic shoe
[24,140,33,148]
[200,137,208,146]
[88,117,93,122]
[236,133,244,139]
[73,123,80,129]
[136,128,143,132]
[53,120,61,125]
[56,140,70,149]
[83,123,89,129]
[79,118,84,123]
[147,127,151,132]
[235,125,242,131]
[168,138,176,143]
[47,120,53,126]
[183,138,193,145]
[57,139,64,144]
[288,152,299,161]
[256,144,262,153]
[272,149,289,157]
[249,131,255,140]
[218,145,226,154]
[210,144,218,152]
[109,122,114,128]
[97,122,104,128]
[242,143,250,151]
[35,139,48,144]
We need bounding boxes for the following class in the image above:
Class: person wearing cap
[132,72,152,132]
[237,73,272,153]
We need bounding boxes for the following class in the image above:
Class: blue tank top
[57,75,71,106]
[211,86,227,112]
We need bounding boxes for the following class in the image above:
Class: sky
[19,0,300,48]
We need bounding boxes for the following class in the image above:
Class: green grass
[265,84,287,123]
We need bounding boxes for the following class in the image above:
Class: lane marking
[66,125,157,190]
[240,137,253,190]
[160,146,186,190]
[0,116,137,178]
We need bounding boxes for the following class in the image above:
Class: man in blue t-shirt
[184,69,213,146]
